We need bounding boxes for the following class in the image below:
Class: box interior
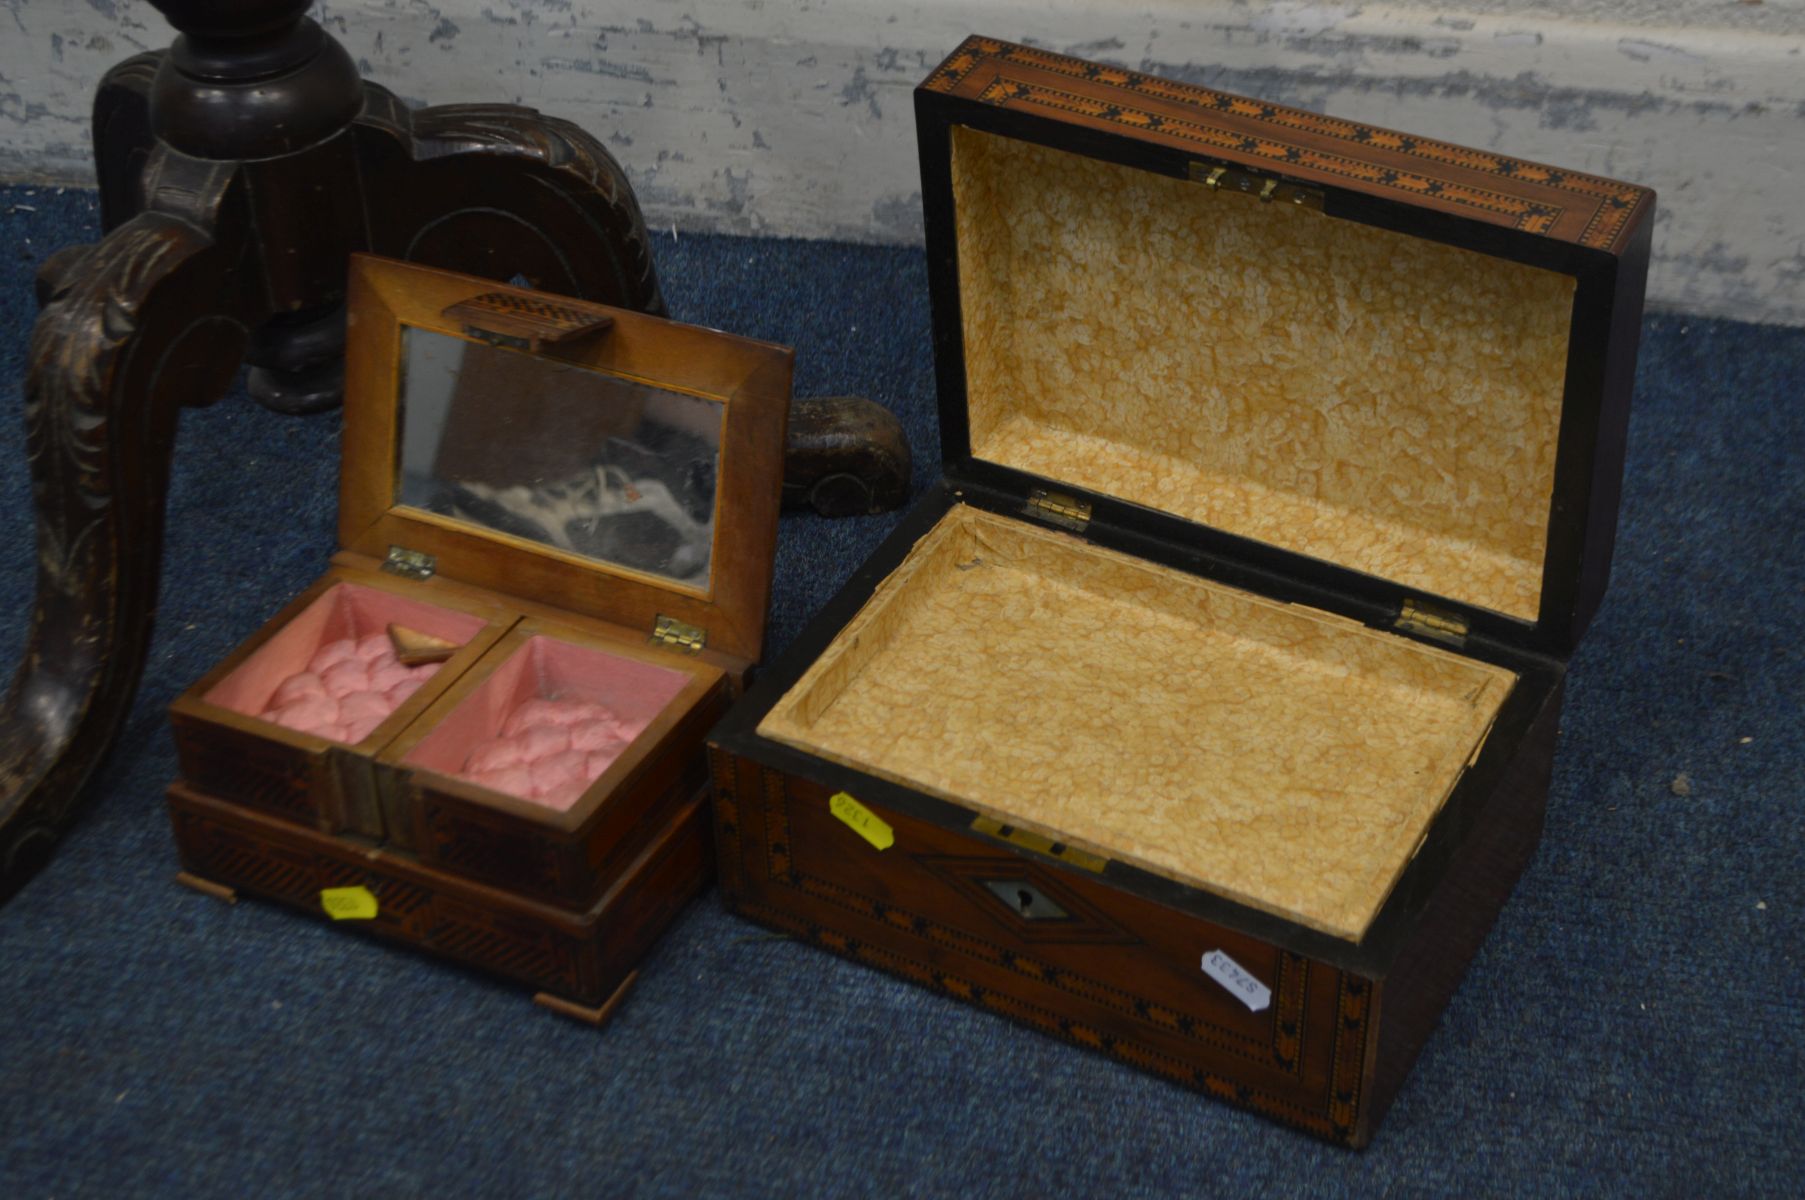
[758,505,1517,941]
[402,634,692,812]
[951,126,1578,622]
[203,582,490,745]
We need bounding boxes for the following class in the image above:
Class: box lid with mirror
[169,255,790,1012]
[709,36,1650,1144]
[341,255,789,667]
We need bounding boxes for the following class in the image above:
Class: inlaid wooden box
[708,37,1652,1145]
[169,255,790,1011]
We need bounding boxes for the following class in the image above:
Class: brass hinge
[1023,488,1092,532]
[381,545,436,581]
[1188,162,1324,213]
[650,614,707,654]
[1396,598,1469,646]
[971,816,1108,873]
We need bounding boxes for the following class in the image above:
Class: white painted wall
[2,1,1801,324]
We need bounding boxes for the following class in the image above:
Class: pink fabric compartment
[403,635,692,812]
[204,582,489,745]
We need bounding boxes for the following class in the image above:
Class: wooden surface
[169,780,713,1009]
[711,672,1559,1146]
[713,755,1371,1142]
[922,35,1654,254]
[780,395,912,518]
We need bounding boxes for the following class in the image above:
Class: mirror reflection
[396,327,722,588]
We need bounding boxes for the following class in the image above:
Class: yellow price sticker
[320,885,379,921]
[829,791,894,851]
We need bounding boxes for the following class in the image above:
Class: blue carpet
[0,183,1799,1197]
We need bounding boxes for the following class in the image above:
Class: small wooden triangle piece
[388,624,458,666]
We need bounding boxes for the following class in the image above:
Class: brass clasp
[1189,162,1324,212]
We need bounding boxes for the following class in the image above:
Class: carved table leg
[92,52,161,233]
[355,91,666,314]
[0,212,252,899]
[253,88,671,416]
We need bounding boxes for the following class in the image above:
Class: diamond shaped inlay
[915,854,1140,945]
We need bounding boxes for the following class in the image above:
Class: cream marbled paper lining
[759,506,1515,941]
[951,126,1576,622]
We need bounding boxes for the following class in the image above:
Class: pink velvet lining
[402,635,692,812]
[204,583,487,745]
[256,637,442,744]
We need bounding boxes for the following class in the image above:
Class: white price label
[1201,949,1271,1012]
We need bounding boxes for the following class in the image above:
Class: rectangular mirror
[394,327,724,590]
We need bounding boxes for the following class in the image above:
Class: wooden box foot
[534,970,639,1028]
[175,871,238,904]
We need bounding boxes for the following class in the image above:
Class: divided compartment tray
[378,617,729,907]
[169,568,513,836]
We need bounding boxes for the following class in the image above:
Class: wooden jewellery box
[168,255,791,1018]
[708,37,1652,1143]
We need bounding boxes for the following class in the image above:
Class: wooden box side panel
[1570,214,1656,647]
[168,783,712,1007]
[171,712,336,831]
[1360,680,1562,1140]
[169,784,596,998]
[586,793,716,998]
[709,749,1376,1145]
[407,680,725,906]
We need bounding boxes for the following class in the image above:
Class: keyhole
[981,878,1070,921]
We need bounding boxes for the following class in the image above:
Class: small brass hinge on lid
[1023,488,1092,532]
[1188,162,1324,213]
[1396,598,1469,646]
[381,545,436,580]
[650,614,707,654]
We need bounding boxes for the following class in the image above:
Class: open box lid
[339,256,792,665]
[916,37,1654,656]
